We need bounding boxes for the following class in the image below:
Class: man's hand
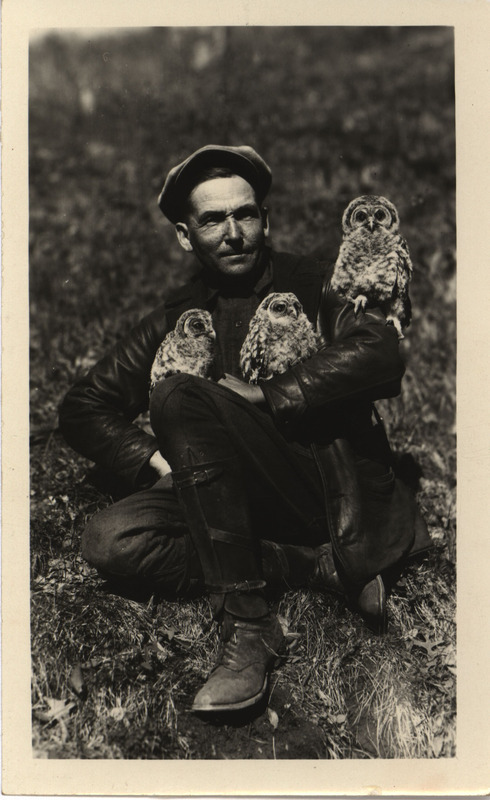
[218,373,266,406]
[149,451,172,478]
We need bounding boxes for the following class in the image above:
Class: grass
[29,26,455,759]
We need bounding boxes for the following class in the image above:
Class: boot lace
[220,630,240,669]
[216,619,282,670]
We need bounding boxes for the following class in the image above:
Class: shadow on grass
[193,694,270,728]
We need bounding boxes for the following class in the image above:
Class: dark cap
[158,144,272,223]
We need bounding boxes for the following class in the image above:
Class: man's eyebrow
[196,209,226,223]
[196,203,259,223]
[236,203,260,215]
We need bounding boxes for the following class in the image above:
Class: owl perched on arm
[330,195,413,338]
[240,292,320,384]
[149,309,216,392]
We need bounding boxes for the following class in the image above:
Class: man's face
[175,176,269,278]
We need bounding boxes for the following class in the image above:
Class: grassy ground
[29,26,455,759]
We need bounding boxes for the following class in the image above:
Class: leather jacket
[59,249,430,581]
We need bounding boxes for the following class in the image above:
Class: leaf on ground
[278,615,301,642]
[432,734,445,757]
[267,708,279,730]
[412,636,445,659]
[108,701,126,721]
[68,663,87,700]
[35,697,76,723]
[317,688,330,704]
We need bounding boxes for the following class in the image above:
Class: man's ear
[175,222,193,252]
[261,207,270,238]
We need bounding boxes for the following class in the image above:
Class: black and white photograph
[27,22,456,760]
[2,0,489,794]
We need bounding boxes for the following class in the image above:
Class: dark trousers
[82,375,328,595]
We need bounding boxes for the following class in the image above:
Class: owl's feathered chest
[240,312,320,383]
[332,229,402,299]
[150,329,214,387]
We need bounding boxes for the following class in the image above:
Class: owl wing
[397,235,413,275]
[393,236,413,329]
[297,315,321,358]
[330,240,355,299]
[240,315,270,384]
[149,332,180,391]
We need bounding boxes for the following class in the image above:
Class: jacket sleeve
[260,283,405,425]
[59,306,168,490]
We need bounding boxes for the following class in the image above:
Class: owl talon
[386,316,404,339]
[352,295,368,316]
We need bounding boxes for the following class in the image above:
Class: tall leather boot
[261,540,387,634]
[172,458,285,712]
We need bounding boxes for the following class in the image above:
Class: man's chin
[216,254,257,276]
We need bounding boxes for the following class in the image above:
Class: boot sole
[192,675,268,712]
[192,649,286,713]
[356,575,387,635]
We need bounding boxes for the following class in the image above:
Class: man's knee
[150,373,202,420]
[81,489,192,570]
[81,507,120,572]
[149,374,218,460]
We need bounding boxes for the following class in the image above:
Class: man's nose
[223,215,242,241]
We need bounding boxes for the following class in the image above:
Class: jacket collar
[201,248,273,302]
[164,248,272,328]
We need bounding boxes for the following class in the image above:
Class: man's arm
[217,374,266,406]
[59,305,169,489]
[259,290,405,425]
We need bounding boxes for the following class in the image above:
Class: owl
[330,195,413,338]
[149,309,216,392]
[240,292,320,384]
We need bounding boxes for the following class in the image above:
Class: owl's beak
[367,219,376,232]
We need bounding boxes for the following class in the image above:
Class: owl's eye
[184,318,206,335]
[354,210,367,223]
[375,209,387,222]
[191,320,205,331]
[272,302,287,315]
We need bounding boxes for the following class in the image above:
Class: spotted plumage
[150,309,216,392]
[240,292,320,384]
[331,195,413,338]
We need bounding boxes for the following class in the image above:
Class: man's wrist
[149,451,172,477]
[252,383,266,407]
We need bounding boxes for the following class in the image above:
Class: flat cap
[158,144,272,223]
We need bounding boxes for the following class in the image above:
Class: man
[59,145,431,713]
